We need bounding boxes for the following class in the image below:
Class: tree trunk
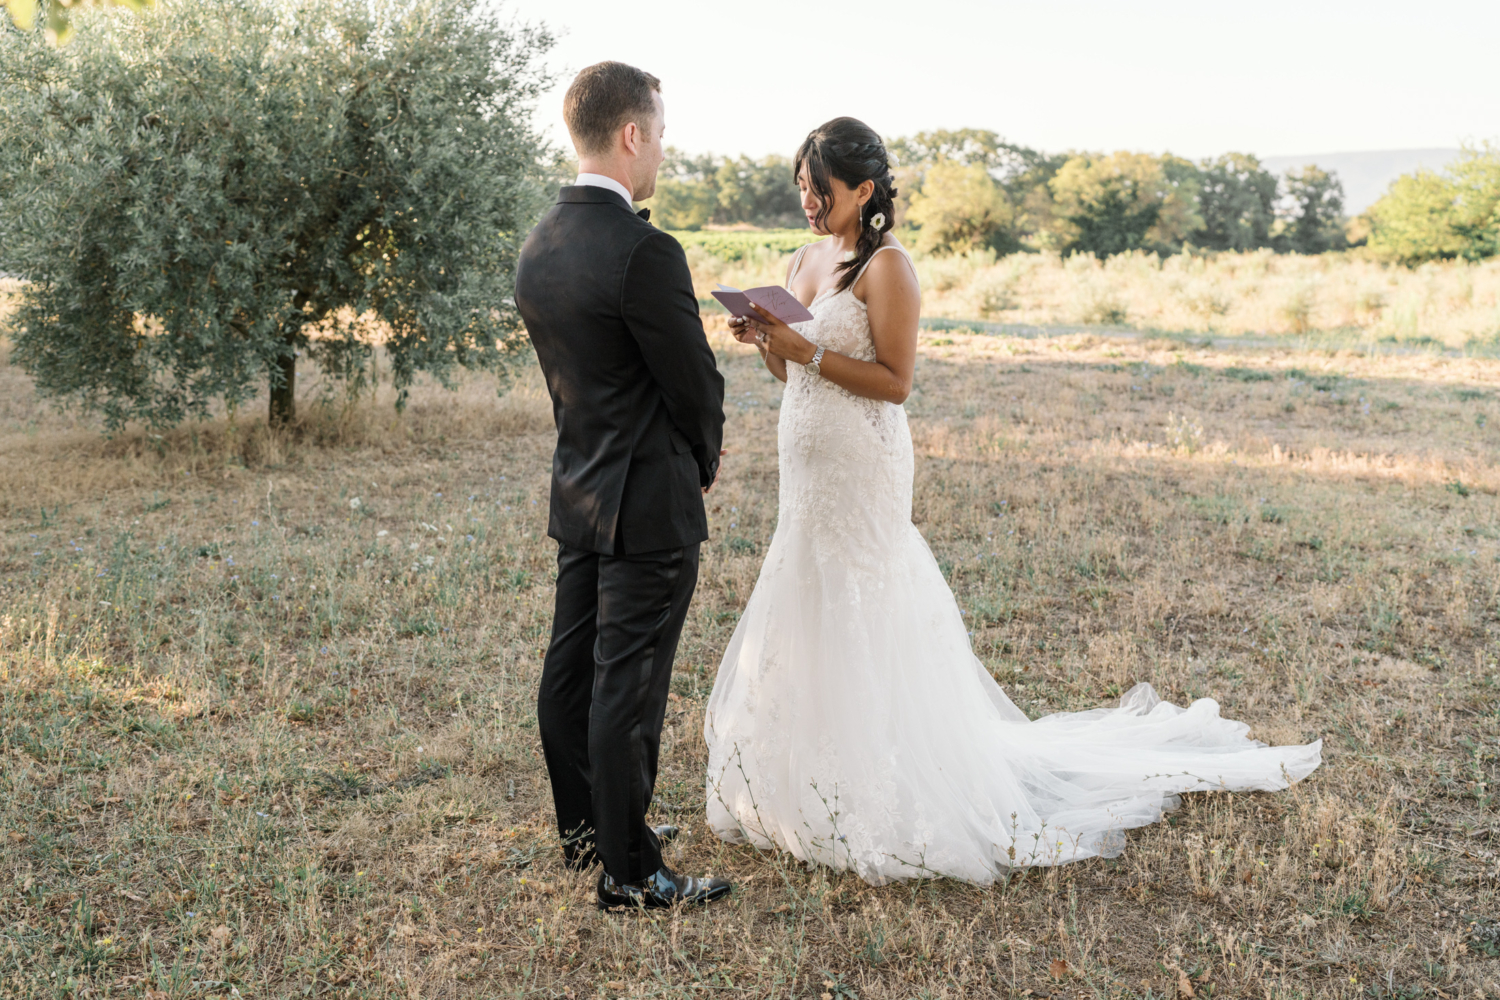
[269,346,296,426]
[270,299,308,427]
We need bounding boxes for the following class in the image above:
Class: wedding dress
[703,244,1321,885]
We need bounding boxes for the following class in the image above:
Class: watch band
[805,346,826,376]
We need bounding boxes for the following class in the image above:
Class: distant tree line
[645,129,1349,258]
[649,151,805,230]
[897,132,1350,258]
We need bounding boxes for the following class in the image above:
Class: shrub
[1280,284,1319,334]
[0,0,552,428]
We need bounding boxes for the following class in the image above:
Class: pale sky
[503,0,1497,162]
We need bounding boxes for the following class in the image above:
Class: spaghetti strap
[853,243,913,284]
[786,243,812,285]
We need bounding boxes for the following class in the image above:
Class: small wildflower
[349,497,362,510]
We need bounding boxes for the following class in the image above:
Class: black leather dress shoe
[652,824,680,845]
[597,865,732,910]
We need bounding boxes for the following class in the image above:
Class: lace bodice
[778,246,914,548]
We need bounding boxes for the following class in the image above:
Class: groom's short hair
[563,62,661,156]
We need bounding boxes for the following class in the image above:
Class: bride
[704,117,1321,885]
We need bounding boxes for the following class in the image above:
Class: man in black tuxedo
[514,61,729,910]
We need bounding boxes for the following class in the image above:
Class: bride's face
[797,166,863,237]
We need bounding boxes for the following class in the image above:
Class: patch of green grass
[668,228,818,262]
[1287,368,1346,391]
[1221,366,1275,382]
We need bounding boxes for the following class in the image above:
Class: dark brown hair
[562,61,661,156]
[794,118,897,292]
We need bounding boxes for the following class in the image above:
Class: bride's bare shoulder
[861,238,919,293]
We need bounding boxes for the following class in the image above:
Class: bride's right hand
[728,315,765,347]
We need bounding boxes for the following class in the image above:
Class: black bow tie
[637,207,650,221]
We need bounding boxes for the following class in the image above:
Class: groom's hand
[703,448,726,494]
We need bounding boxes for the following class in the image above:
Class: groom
[515,62,729,910]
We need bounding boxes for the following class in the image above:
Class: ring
[757,331,767,343]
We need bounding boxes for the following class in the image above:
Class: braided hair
[794,118,897,293]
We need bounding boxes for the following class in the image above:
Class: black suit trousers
[536,542,699,883]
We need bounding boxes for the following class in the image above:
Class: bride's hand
[728,315,763,347]
[746,304,816,365]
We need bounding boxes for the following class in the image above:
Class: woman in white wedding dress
[704,118,1321,886]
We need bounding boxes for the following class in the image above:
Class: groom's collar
[575,172,634,208]
[558,185,651,222]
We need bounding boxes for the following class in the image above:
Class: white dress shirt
[575,172,635,211]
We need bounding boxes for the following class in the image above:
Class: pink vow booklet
[711,284,815,325]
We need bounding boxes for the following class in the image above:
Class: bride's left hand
[746,304,817,366]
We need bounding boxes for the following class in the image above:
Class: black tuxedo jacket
[516,186,725,555]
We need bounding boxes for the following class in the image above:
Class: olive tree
[0,0,553,428]
[4,0,150,47]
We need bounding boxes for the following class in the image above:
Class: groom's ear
[620,94,663,160]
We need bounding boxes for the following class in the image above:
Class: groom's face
[628,92,667,202]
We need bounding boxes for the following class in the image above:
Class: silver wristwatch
[804,346,826,377]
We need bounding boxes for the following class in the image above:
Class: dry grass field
[687,246,1500,353]
[3,275,1500,998]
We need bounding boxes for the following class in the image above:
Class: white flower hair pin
[868,211,886,231]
